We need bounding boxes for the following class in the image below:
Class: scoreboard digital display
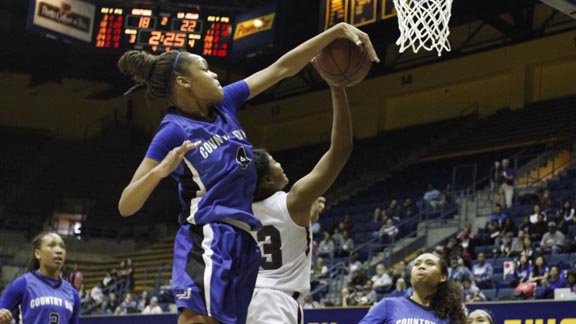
[94,6,232,57]
[324,0,397,30]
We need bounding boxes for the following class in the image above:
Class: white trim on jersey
[201,224,215,317]
[183,157,206,224]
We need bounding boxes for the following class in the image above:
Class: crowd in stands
[57,257,176,316]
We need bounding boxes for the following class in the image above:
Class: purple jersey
[359,297,449,324]
[145,81,261,230]
[0,271,80,324]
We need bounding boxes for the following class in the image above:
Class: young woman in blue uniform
[117,22,379,324]
[0,232,80,324]
[359,253,466,324]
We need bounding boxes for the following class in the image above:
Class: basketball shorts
[246,287,304,324]
[172,222,261,324]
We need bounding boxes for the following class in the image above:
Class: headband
[472,310,494,324]
[166,51,182,95]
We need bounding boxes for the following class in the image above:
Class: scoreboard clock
[94,6,232,57]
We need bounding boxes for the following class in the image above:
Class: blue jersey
[359,297,449,324]
[146,81,261,230]
[0,271,80,324]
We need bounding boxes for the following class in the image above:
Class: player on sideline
[117,23,379,324]
[359,253,466,324]
[246,80,353,323]
[0,232,80,324]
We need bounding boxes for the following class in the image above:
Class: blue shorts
[172,222,261,324]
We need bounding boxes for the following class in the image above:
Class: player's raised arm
[286,85,352,225]
[244,23,379,100]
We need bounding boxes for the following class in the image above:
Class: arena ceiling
[0,0,574,103]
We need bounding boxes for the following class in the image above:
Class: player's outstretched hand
[334,23,380,63]
[156,140,200,178]
[0,308,14,324]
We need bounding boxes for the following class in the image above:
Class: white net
[392,0,454,56]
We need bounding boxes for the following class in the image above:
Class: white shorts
[246,287,303,324]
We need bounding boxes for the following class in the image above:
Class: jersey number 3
[50,312,60,324]
[257,225,283,270]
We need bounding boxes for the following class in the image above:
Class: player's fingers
[358,34,380,63]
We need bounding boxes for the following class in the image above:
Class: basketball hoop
[392,0,454,56]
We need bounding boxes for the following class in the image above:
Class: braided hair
[117,50,183,100]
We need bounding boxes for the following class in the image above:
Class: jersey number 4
[257,225,283,270]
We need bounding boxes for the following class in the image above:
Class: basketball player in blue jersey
[359,253,466,324]
[246,81,352,324]
[116,23,379,324]
[0,232,80,324]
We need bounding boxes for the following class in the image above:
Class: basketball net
[392,0,454,56]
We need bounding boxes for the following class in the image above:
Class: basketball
[314,38,372,88]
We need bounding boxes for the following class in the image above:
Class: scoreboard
[94,7,232,57]
[324,0,396,30]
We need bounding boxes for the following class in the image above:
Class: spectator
[519,215,531,236]
[538,189,556,211]
[402,198,415,219]
[136,290,148,312]
[340,230,354,256]
[489,204,508,225]
[558,199,575,233]
[472,253,494,289]
[312,257,329,279]
[539,221,566,253]
[511,255,532,288]
[342,214,353,231]
[356,279,377,306]
[340,287,357,307]
[302,294,320,309]
[379,218,399,243]
[448,256,472,282]
[371,264,393,292]
[78,284,90,307]
[484,220,501,246]
[141,296,163,314]
[457,224,475,259]
[124,258,135,292]
[535,266,565,299]
[529,213,548,241]
[332,227,344,254]
[528,255,549,285]
[101,292,119,314]
[115,293,137,315]
[461,278,486,302]
[386,200,401,221]
[391,260,409,285]
[317,232,335,260]
[498,159,515,208]
[500,217,518,238]
[499,232,515,257]
[373,207,384,223]
[423,184,445,209]
[68,264,83,290]
[347,254,365,284]
[520,236,535,261]
[311,220,322,234]
[102,271,113,289]
[529,204,547,224]
[389,278,408,298]
[509,230,526,257]
[90,282,104,307]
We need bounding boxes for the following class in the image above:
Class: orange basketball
[314,38,372,88]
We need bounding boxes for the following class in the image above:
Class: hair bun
[117,50,156,83]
